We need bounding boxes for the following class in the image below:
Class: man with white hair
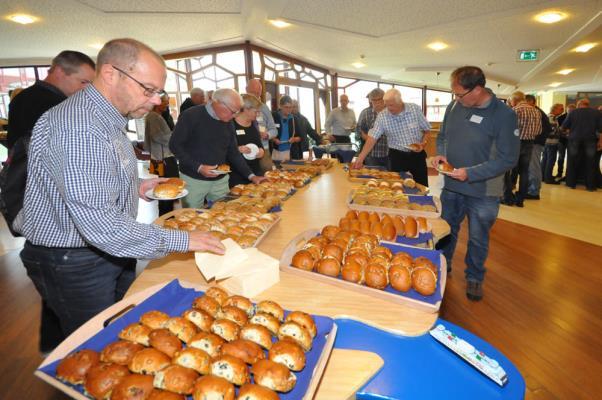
[325,94,356,143]
[180,87,205,114]
[353,88,431,186]
[246,79,277,172]
[170,88,266,206]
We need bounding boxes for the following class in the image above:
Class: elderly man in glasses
[169,87,266,207]
[16,38,226,354]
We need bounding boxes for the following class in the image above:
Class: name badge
[275,123,280,128]
[256,114,264,122]
[470,114,483,124]
[236,129,245,135]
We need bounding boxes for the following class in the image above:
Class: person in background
[144,96,179,215]
[246,79,277,173]
[207,90,214,101]
[272,95,303,161]
[325,94,356,143]
[230,94,265,187]
[179,87,205,114]
[160,93,175,130]
[352,88,431,186]
[432,66,519,301]
[170,88,265,207]
[292,99,323,156]
[502,91,541,207]
[525,94,552,200]
[556,103,575,180]
[355,88,389,168]
[541,103,564,185]
[16,38,224,354]
[561,98,602,191]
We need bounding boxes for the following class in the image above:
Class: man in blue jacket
[432,66,519,301]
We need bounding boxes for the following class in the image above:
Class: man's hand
[328,135,336,142]
[288,137,301,143]
[450,168,468,181]
[351,157,364,169]
[273,138,281,145]
[188,231,226,254]
[250,175,267,184]
[431,155,448,168]
[239,145,251,154]
[198,164,219,178]
[139,177,169,201]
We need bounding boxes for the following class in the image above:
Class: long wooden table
[126,163,450,398]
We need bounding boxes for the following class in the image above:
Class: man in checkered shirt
[355,88,389,168]
[353,88,431,186]
[15,39,225,353]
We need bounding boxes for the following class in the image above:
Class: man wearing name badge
[352,88,431,187]
[246,79,277,173]
[170,88,266,207]
[432,66,519,301]
[325,94,356,143]
[16,38,225,353]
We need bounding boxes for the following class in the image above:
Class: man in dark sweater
[170,88,265,207]
[525,94,552,199]
[179,87,205,114]
[432,66,519,301]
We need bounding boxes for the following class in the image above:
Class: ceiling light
[548,82,563,88]
[534,11,567,24]
[352,61,366,68]
[427,42,448,51]
[573,43,597,53]
[8,14,37,24]
[556,68,575,75]
[269,19,291,28]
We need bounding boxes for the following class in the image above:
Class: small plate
[145,188,189,201]
[209,169,230,175]
[243,143,259,160]
[437,167,455,176]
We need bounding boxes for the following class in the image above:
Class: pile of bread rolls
[153,178,187,199]
[162,209,278,249]
[290,224,439,296]
[309,159,332,168]
[211,195,282,214]
[338,210,430,240]
[364,178,428,195]
[349,168,401,180]
[55,287,319,399]
[351,186,437,212]
[230,182,294,199]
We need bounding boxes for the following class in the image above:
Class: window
[426,89,452,122]
[397,85,423,109]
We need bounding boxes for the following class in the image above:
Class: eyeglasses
[453,87,475,99]
[112,65,166,98]
[221,101,243,116]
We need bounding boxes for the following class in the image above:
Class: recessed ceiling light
[556,68,575,75]
[573,43,597,53]
[427,42,448,51]
[352,62,366,68]
[548,82,563,88]
[89,43,104,50]
[8,14,37,25]
[534,11,567,24]
[269,19,291,28]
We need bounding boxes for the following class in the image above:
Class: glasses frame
[453,86,475,99]
[112,65,166,98]
[220,100,243,116]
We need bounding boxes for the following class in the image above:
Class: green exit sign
[518,50,539,61]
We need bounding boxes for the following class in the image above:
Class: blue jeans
[528,144,544,196]
[440,189,500,283]
[21,242,135,349]
[542,143,558,183]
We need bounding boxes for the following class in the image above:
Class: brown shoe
[466,280,483,301]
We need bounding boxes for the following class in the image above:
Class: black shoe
[558,177,566,182]
[545,180,560,185]
[500,197,514,206]
[466,280,483,301]
[524,194,540,200]
[567,185,576,189]
[515,200,524,207]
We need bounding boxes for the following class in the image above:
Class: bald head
[577,98,590,108]
[339,94,349,109]
[97,38,164,75]
[246,79,262,98]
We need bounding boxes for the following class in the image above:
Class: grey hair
[97,38,164,73]
[50,50,95,75]
[241,93,262,109]
[367,88,385,100]
[213,88,243,107]
[383,88,402,104]
[190,87,204,96]
[279,95,293,106]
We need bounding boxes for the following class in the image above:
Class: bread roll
[148,389,185,400]
[164,317,198,344]
[153,183,180,199]
[192,295,221,318]
[412,267,437,296]
[345,210,358,220]
[148,329,183,358]
[240,323,273,350]
[118,323,151,347]
[220,339,265,365]
[438,161,454,172]
[237,383,279,400]
[205,286,229,306]
[172,347,211,375]
[153,365,198,395]
[391,252,414,269]
[369,221,383,239]
[278,322,312,352]
[413,256,438,276]
[372,246,393,261]
[249,312,281,336]
[128,348,170,375]
[341,259,364,284]
[268,339,306,371]
[192,376,235,400]
[56,349,100,385]
[404,216,418,238]
[339,217,351,231]
[182,309,214,332]
[111,373,154,400]
[365,263,388,290]
[252,359,297,393]
[291,250,315,271]
[389,265,412,292]
[100,341,144,366]
[256,300,284,322]
[285,311,317,339]
[210,355,249,385]
[359,220,371,235]
[165,178,186,190]
[217,305,249,327]
[381,222,397,241]
[322,244,343,262]
[211,318,241,342]
[188,332,225,357]
[321,225,340,241]
[358,211,370,221]
[140,310,170,330]
[416,216,428,233]
[223,295,255,318]
[392,216,405,236]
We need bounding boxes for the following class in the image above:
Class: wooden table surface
[126,162,450,398]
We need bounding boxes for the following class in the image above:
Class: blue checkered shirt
[16,85,188,258]
[356,106,388,157]
[369,103,431,151]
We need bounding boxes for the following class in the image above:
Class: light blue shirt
[369,103,431,151]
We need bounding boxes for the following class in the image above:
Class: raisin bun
[111,373,154,400]
[210,355,250,386]
[220,339,265,365]
[277,322,312,352]
[223,295,255,318]
[192,295,221,318]
[192,376,235,400]
[252,359,297,393]
[268,340,306,371]
[217,305,249,327]
[205,286,229,306]
[316,257,341,277]
[285,311,317,339]
[413,256,438,276]
[211,318,241,342]
[84,362,129,399]
[56,349,100,384]
[189,331,225,357]
[148,329,183,358]
[240,323,273,350]
[119,323,152,346]
[153,364,198,395]
[291,249,315,271]
[100,341,143,366]
[164,317,198,344]
[256,300,284,322]
[182,308,214,332]
[365,263,388,290]
[412,267,437,296]
[249,312,281,336]
[128,348,170,375]
[148,390,186,400]
[389,264,412,292]
[172,347,211,375]
[140,310,170,330]
[237,383,279,400]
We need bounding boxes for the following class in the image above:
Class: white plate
[437,167,455,176]
[243,143,259,160]
[145,188,188,201]
[209,169,230,175]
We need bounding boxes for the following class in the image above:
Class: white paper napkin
[194,238,248,281]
